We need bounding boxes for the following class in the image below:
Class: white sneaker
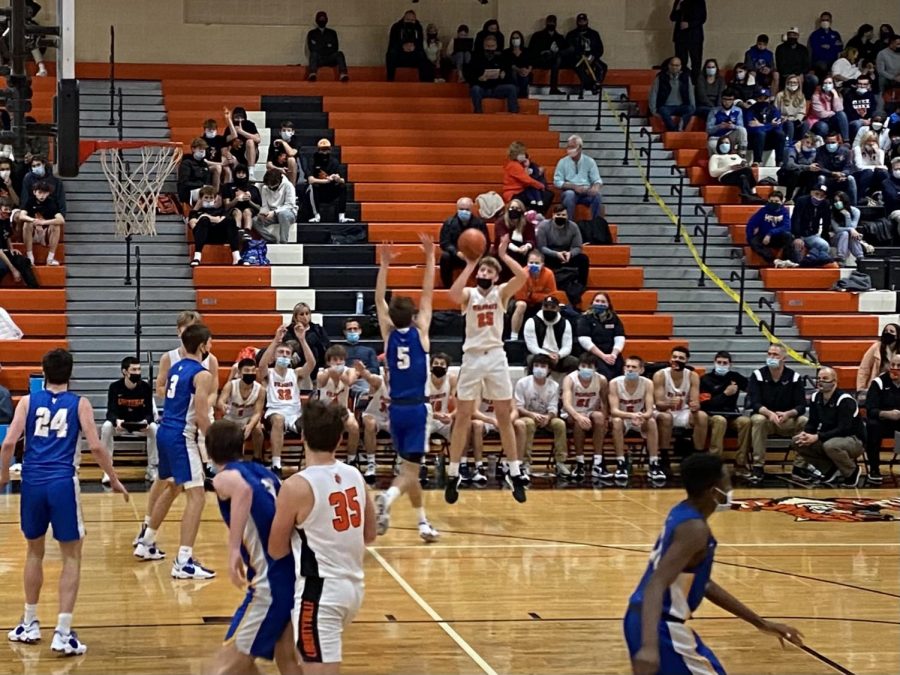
[556,461,572,478]
[51,631,86,656]
[171,556,215,580]
[8,619,41,643]
[133,541,166,561]
[36,64,48,77]
[418,522,440,543]
[374,492,391,536]
[364,462,377,485]
[308,214,321,223]
[9,462,22,474]
[101,473,110,486]
[46,258,60,266]
[132,523,147,547]
[338,214,355,223]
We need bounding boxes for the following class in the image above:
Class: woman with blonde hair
[774,74,809,142]
[285,301,330,382]
[502,141,550,209]
[830,46,861,87]
[857,323,900,399]
[493,198,536,268]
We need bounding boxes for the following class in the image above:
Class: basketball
[457,228,487,261]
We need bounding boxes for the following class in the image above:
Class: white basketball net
[100,144,183,237]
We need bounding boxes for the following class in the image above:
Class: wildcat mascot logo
[734,496,900,522]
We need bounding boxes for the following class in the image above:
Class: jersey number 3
[329,487,362,531]
[34,407,68,438]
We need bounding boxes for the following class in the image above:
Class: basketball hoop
[91,140,183,238]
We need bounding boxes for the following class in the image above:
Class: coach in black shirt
[700,350,749,455]
[101,356,158,483]
[864,353,900,484]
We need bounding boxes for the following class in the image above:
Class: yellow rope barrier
[604,91,818,367]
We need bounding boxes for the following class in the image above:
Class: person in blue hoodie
[777,132,821,201]
[744,34,774,70]
[745,190,793,266]
[745,87,785,164]
[808,12,843,69]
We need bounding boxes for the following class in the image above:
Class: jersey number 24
[34,407,68,438]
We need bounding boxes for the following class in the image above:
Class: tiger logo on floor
[733,497,900,522]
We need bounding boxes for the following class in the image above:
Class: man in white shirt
[552,134,603,221]
[254,169,298,244]
[523,295,578,373]
[514,354,570,479]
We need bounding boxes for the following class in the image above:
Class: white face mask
[511,38,521,47]
[787,83,800,92]
[516,153,527,162]
[566,147,579,158]
[532,366,549,379]
[193,150,205,160]
[0,170,9,180]
[201,199,214,208]
[204,130,216,139]
[822,83,834,93]
[894,169,900,179]
[331,363,346,374]
[281,130,293,141]
[714,488,734,512]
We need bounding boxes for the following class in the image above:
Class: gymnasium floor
[0,484,897,675]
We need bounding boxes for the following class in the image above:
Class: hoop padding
[99,143,183,237]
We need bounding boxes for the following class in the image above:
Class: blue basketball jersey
[160,359,205,436]
[22,390,82,486]
[218,461,295,589]
[386,327,427,402]
[628,501,717,621]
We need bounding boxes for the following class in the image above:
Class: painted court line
[371,542,899,550]
[367,547,498,675]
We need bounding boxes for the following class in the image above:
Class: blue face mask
[714,365,729,376]
[592,303,608,313]
[825,142,838,153]
[275,356,292,369]
[624,371,639,381]
[719,143,731,154]
[345,332,360,344]
[766,357,780,368]
[31,165,45,177]
[578,367,594,380]
[528,263,541,275]
[457,209,471,221]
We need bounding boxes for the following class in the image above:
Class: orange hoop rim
[79,139,183,165]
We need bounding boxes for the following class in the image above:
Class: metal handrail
[108,25,115,126]
[729,249,746,335]
[693,205,714,286]
[134,246,142,358]
[669,165,685,243]
[758,297,777,338]
[638,127,655,203]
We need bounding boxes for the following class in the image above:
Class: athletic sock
[593,455,603,464]
[271,458,282,469]
[415,507,427,524]
[448,461,460,477]
[55,613,72,635]
[142,515,151,527]
[508,459,522,477]
[367,453,376,464]
[616,456,625,462]
[384,486,401,507]
[23,604,37,624]
[192,252,201,262]
[143,527,158,545]
[232,250,241,264]
[177,546,193,565]
[509,332,519,340]
[347,453,357,464]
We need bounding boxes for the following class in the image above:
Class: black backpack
[577,216,613,245]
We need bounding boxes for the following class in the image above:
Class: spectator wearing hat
[306,138,353,224]
[523,296,577,373]
[306,11,349,81]
[528,14,569,95]
[746,190,795,267]
[669,0,706,80]
[648,56,696,132]
[510,250,557,341]
[808,11,844,70]
[776,27,811,86]
[565,13,606,93]
[745,87,786,164]
[790,183,832,266]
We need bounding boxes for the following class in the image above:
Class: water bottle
[355,291,364,315]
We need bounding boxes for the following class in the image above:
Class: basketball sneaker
[444,474,461,504]
[134,541,166,561]
[364,462,377,486]
[555,462,573,479]
[8,619,41,643]
[613,459,630,481]
[506,473,528,503]
[572,461,586,481]
[593,462,614,481]
[418,521,440,543]
[648,460,666,483]
[268,464,283,479]
[145,465,159,482]
[866,473,883,486]
[100,473,111,487]
[843,466,861,488]
[470,463,488,485]
[374,493,391,536]
[132,523,147,547]
[521,463,532,486]
[51,631,86,656]
[171,557,216,580]
[495,458,507,483]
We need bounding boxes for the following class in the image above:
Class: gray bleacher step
[67,288,194,302]
[68,325,172,338]
[673,312,795,327]
[69,337,181,353]
[73,312,178,327]
[66,265,191,280]
[657,301,771,313]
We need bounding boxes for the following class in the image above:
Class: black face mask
[242,373,257,385]
[787,37,798,45]
[542,310,558,322]
[128,373,142,384]
[882,332,897,345]
[670,360,685,371]
[508,208,522,219]
[546,24,556,32]
[427,33,438,40]
[554,216,567,226]
[316,152,331,161]
[317,19,327,28]
[476,277,493,290]
[431,366,447,378]
[235,175,248,185]
[200,349,210,362]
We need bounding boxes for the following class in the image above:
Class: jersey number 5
[329,486,362,531]
[396,346,410,370]
[34,407,68,439]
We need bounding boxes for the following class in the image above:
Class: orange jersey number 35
[329,487,362,531]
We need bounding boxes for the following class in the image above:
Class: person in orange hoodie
[502,141,551,209]
[510,249,558,340]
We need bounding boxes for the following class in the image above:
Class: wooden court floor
[0,484,897,675]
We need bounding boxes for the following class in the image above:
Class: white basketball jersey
[167,346,212,370]
[426,376,451,416]
[224,379,262,420]
[566,371,604,414]
[364,383,390,425]
[294,462,367,582]
[318,375,349,408]
[612,376,649,414]
[463,285,504,352]
[266,367,301,416]
[662,368,690,410]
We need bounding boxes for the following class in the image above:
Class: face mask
[235,174,248,184]
[431,365,447,378]
[592,303,608,313]
[193,150,205,160]
[275,356,292,369]
[0,170,9,180]
[825,142,838,153]
[542,310,557,322]
[546,24,556,32]
[857,87,869,94]
[427,33,437,40]
[705,66,717,76]
[511,38,521,47]
[532,366,549,379]
[787,37,798,45]
[516,154,527,162]
[811,196,824,205]
[818,381,836,393]
[476,277,493,290]
[719,143,731,154]
[31,165,44,177]
[345,332,360,344]
[317,19,327,28]
[735,71,746,81]
[578,367,594,380]
[872,123,883,131]
[881,332,896,345]
[457,209,471,221]
[233,118,245,125]
[200,349,210,362]
[241,373,256,385]
[528,263,541,275]
[331,363,346,374]
[714,365,729,376]
[670,360,685,371]
[281,130,293,140]
[128,373,142,383]
[554,216,567,226]
[201,199,214,208]
[820,21,831,30]
[508,208,522,219]
[484,50,496,57]
[766,357,781,368]
[204,130,216,139]
[624,371,639,382]
[766,202,782,213]
[787,83,800,92]
[566,147,579,158]
[834,201,844,210]
[822,83,834,93]
[894,170,900,179]
[714,488,734,512]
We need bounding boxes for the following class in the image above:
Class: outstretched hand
[378,242,398,268]
[418,232,434,257]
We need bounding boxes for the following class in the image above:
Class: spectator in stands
[561,353,608,481]
[741,343,807,483]
[21,155,65,216]
[654,346,708,457]
[727,62,756,110]
[510,250,556,340]
[875,33,900,95]
[814,132,857,205]
[844,74,878,142]
[101,356,158,485]
[884,157,900,214]
[221,164,260,241]
[859,115,891,152]
[438,197,488,287]
[753,60,779,94]
[357,363,389,483]
[856,323,899,397]
[475,19,505,54]
[306,138,352,223]
[746,87,785,165]
[266,121,302,186]
[577,292,625,380]
[537,204,589,295]
[700,351,749,456]
[776,26,811,87]
[565,13,606,94]
[306,11,349,82]
[494,199,535,267]
[523,295,576,373]
[255,169,297,244]
[846,24,879,67]
[188,185,242,267]
[340,318,379,398]
[790,183,832,266]
[669,0,706,80]
[745,34,775,71]
[609,355,664,482]
[809,11,843,70]
[705,89,747,155]
[424,24,452,83]
[853,132,888,206]
[514,353,569,479]
[224,107,261,178]
[829,190,864,265]
[863,351,900,485]
[528,14,568,95]
[386,9,430,82]
[17,180,63,266]
[502,142,551,208]
[448,25,473,82]
[709,136,760,203]
[808,77,850,141]
[0,198,37,287]
[746,190,794,267]
[201,118,232,185]
[177,138,213,205]
[553,135,603,221]
[286,301,329,383]
[778,132,821,202]
[774,75,810,144]
[830,47,861,89]
[878,24,897,53]
[466,35,518,114]
[648,56,696,132]
[315,345,361,454]
[695,59,725,120]
[0,158,19,206]
[504,30,532,98]
[793,367,864,486]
